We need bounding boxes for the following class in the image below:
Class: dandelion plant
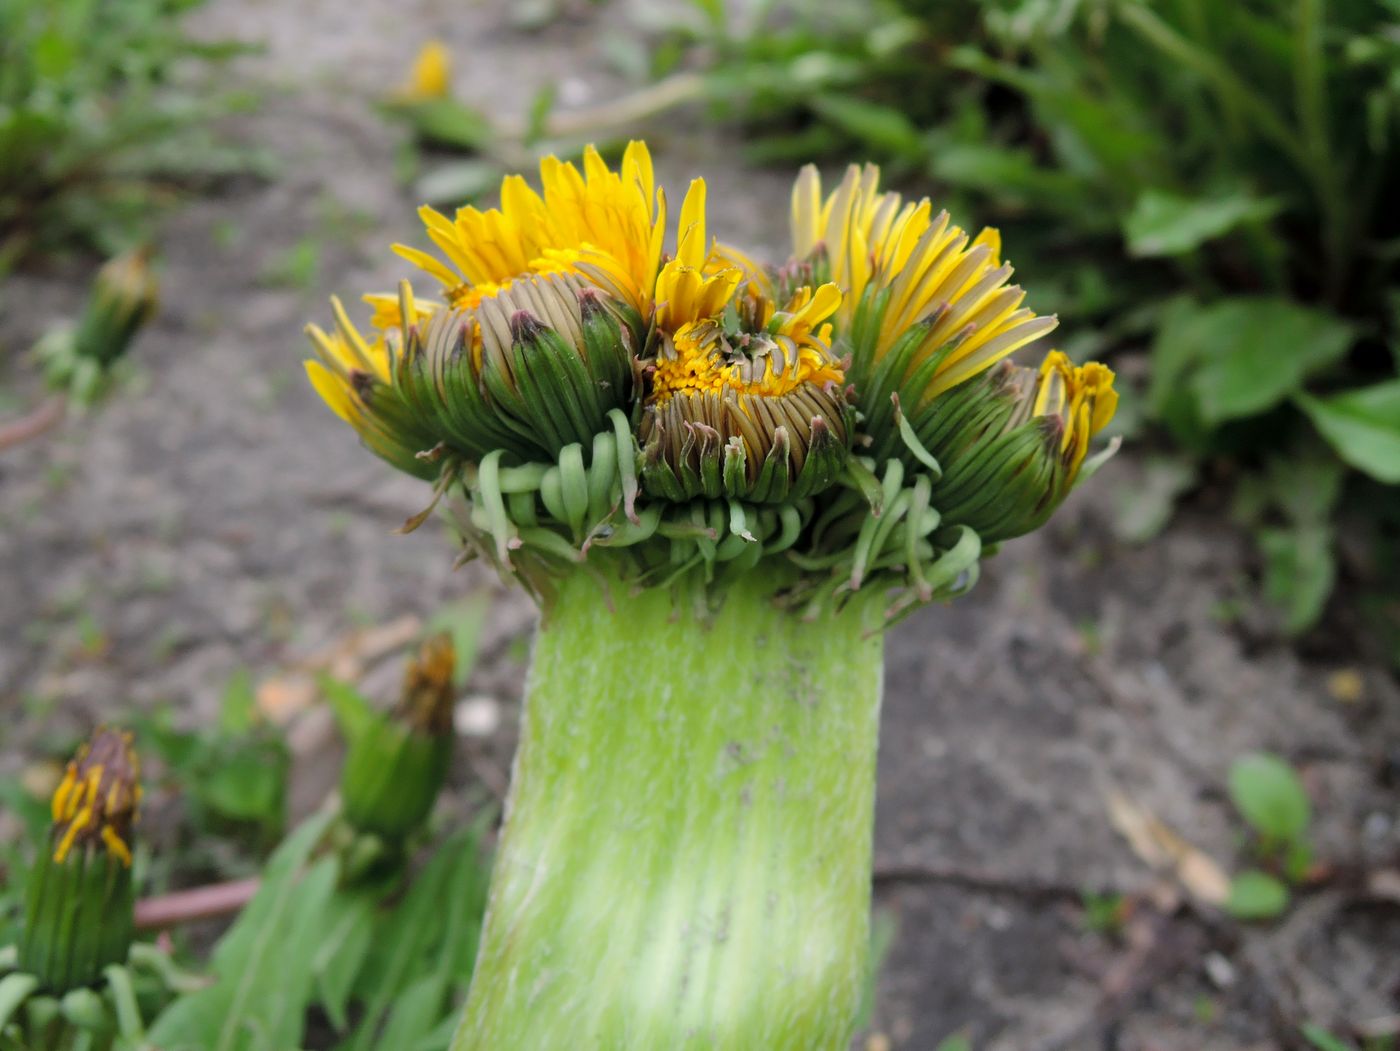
[305,142,1117,1049]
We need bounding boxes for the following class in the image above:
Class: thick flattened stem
[454,569,885,1051]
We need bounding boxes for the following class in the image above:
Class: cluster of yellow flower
[306,141,1116,597]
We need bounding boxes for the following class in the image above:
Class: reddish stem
[0,396,66,451]
[134,877,261,930]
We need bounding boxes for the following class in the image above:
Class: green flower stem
[454,567,886,1050]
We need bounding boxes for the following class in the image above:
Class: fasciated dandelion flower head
[304,141,1117,614]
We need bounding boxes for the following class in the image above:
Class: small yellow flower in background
[399,40,451,102]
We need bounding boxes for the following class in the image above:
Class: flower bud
[923,351,1118,542]
[341,634,456,841]
[394,273,636,464]
[75,247,159,368]
[640,283,853,503]
[19,729,141,992]
[38,248,159,403]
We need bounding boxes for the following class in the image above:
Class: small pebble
[455,695,501,737]
[984,904,1013,931]
[1364,811,1391,842]
[1204,951,1236,989]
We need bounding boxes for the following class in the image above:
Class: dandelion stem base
[454,569,885,1050]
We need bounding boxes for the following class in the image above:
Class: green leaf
[219,669,257,735]
[149,813,338,1051]
[935,1034,974,1051]
[320,675,375,745]
[345,828,489,1050]
[376,973,450,1050]
[1301,1024,1357,1051]
[1150,298,1354,427]
[396,98,494,151]
[414,161,507,208]
[0,973,40,1031]
[1228,753,1311,841]
[1124,189,1282,257]
[412,1012,461,1051]
[1297,380,1400,484]
[313,892,378,1031]
[425,596,489,687]
[1258,522,1336,633]
[809,95,925,159]
[1226,870,1290,920]
[197,744,287,825]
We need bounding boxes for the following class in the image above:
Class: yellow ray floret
[1033,350,1118,482]
[304,296,394,427]
[791,164,1057,399]
[393,142,665,318]
[654,178,743,332]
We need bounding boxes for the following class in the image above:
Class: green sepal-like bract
[341,718,452,842]
[19,844,135,994]
[396,275,638,465]
[336,633,457,844]
[639,405,851,505]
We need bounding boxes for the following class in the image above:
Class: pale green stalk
[453,567,885,1050]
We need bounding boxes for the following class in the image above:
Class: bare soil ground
[1,1,1397,1048]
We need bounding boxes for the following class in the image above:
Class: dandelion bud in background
[341,633,457,841]
[37,247,159,404]
[19,728,141,993]
[77,247,159,367]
